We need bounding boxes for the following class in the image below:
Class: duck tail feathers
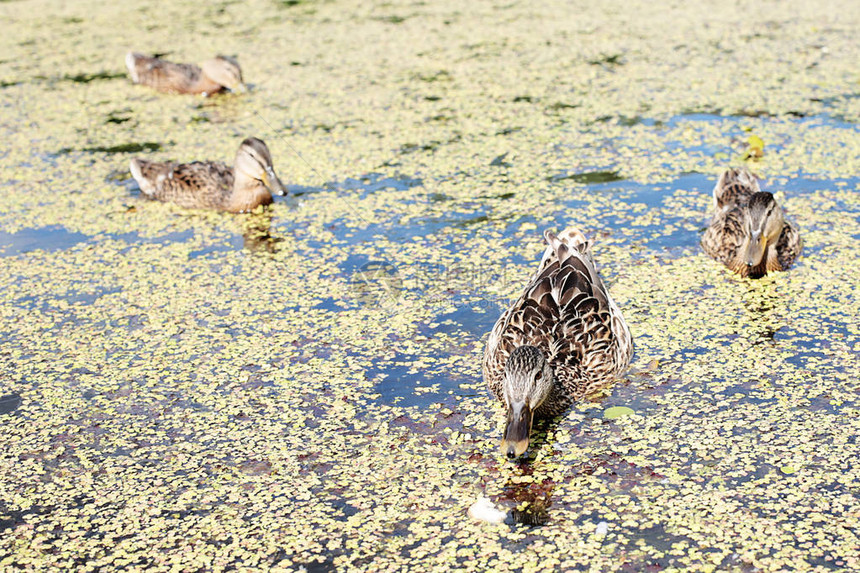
[125,52,147,83]
[541,227,591,265]
[714,167,760,210]
[129,158,156,197]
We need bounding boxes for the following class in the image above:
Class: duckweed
[0,0,859,571]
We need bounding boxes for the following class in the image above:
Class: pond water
[1,0,859,571]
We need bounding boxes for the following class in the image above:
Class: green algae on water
[0,0,859,571]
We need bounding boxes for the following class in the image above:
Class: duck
[482,227,633,460]
[129,137,287,213]
[701,167,801,279]
[125,52,247,95]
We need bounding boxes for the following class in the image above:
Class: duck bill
[501,402,533,460]
[233,83,249,94]
[262,166,288,196]
[743,233,766,267]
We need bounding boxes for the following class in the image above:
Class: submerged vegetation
[0,0,859,571]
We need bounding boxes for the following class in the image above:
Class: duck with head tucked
[126,52,247,95]
[129,137,287,213]
[701,167,801,279]
[483,228,633,460]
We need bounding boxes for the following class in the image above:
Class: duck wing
[542,230,632,395]
[129,159,234,210]
[126,52,206,94]
[770,219,802,272]
[701,204,746,268]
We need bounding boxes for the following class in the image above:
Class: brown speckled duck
[129,138,286,213]
[125,52,246,95]
[701,167,801,279]
[483,228,633,460]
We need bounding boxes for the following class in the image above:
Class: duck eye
[535,371,542,381]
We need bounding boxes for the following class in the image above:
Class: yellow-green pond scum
[1,0,859,570]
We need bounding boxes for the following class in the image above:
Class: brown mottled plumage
[125,52,246,95]
[483,228,633,459]
[129,138,287,213]
[701,167,801,279]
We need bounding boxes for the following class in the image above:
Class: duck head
[201,55,247,93]
[501,345,553,460]
[741,191,784,270]
[234,137,287,197]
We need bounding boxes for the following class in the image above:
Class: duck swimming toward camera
[483,228,633,460]
[129,137,286,213]
[125,52,247,95]
[701,167,801,279]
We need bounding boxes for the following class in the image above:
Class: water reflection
[241,211,284,253]
[739,281,784,346]
[501,474,553,526]
[505,479,552,526]
[498,417,563,526]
